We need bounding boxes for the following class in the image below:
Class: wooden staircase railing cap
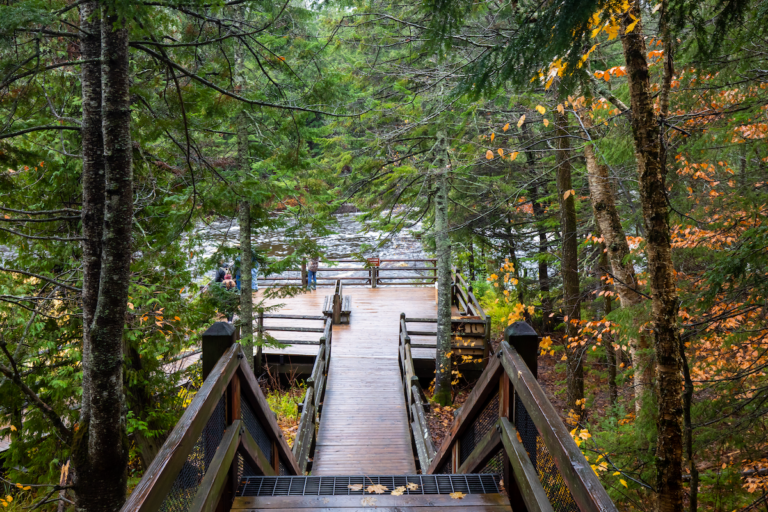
[505,321,539,378]
[202,321,236,379]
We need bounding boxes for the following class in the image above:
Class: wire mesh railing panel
[241,392,273,463]
[237,474,501,497]
[478,447,504,475]
[459,393,499,465]
[515,393,579,512]
[159,395,226,512]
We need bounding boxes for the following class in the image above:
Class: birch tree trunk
[78,0,104,425]
[432,131,452,406]
[620,2,683,509]
[580,107,652,413]
[72,8,131,511]
[554,108,583,415]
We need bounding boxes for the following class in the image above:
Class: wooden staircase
[121,276,617,512]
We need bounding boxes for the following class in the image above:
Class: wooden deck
[255,287,437,474]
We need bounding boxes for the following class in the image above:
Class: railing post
[301,259,307,287]
[202,322,236,380]
[502,321,540,511]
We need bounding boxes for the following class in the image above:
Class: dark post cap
[504,321,540,378]
[504,321,538,340]
[203,321,235,337]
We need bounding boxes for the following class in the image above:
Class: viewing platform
[122,263,617,512]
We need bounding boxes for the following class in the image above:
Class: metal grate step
[237,474,501,497]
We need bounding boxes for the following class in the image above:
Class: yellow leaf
[498,148,504,156]
[620,479,628,488]
[517,115,526,127]
[563,190,572,199]
[545,77,554,89]
[561,355,568,361]
[15,484,22,489]
[626,15,639,33]
[510,152,519,161]
[9,425,16,432]
[491,133,496,142]
[366,484,388,494]
[486,150,494,160]
[503,123,510,132]
[391,486,406,496]
[174,316,181,321]
[406,483,419,491]
[535,105,546,114]
[450,492,466,499]
[557,104,564,114]
[4,497,10,503]
[127,302,134,310]
[543,119,550,127]
[348,484,363,491]
[23,486,30,491]
[613,472,621,476]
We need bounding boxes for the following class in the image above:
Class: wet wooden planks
[254,287,437,474]
[313,288,436,475]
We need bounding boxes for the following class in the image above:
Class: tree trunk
[620,2,684,510]
[580,106,652,413]
[237,111,253,370]
[71,8,131,511]
[599,245,618,407]
[233,7,254,371]
[78,0,104,426]
[522,123,552,332]
[554,107,583,415]
[433,131,452,406]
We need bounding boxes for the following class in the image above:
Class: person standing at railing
[307,256,319,290]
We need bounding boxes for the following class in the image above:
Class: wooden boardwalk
[255,287,436,474]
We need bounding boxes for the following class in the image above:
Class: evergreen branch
[131,44,368,117]
[0,343,73,444]
[0,267,81,292]
[1,59,99,90]
[0,216,80,222]
[0,207,81,215]
[0,125,80,140]
[0,226,84,241]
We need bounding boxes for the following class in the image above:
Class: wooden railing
[121,323,300,512]
[398,312,437,472]
[258,258,437,287]
[426,321,617,512]
[291,316,332,474]
[254,309,328,372]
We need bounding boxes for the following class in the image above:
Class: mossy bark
[554,107,583,415]
[620,2,683,510]
[432,130,452,406]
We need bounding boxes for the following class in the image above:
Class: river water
[194,213,434,286]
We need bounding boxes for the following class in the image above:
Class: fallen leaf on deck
[450,492,466,499]
[366,484,388,494]
[361,496,377,506]
[406,482,419,491]
[391,486,406,496]
[348,484,363,491]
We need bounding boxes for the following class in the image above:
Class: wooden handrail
[426,353,503,474]
[122,345,241,512]
[499,417,554,512]
[292,317,332,474]
[424,335,617,512]
[500,343,617,512]
[398,314,436,472]
[121,342,301,512]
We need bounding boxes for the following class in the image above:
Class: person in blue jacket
[235,250,262,292]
